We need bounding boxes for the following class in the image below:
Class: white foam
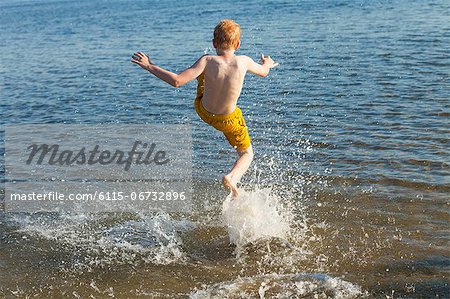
[221,188,290,247]
[12,212,193,267]
[189,273,364,299]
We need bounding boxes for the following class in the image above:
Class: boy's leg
[223,144,254,198]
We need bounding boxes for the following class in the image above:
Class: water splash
[221,188,291,248]
[189,273,365,299]
[10,211,194,268]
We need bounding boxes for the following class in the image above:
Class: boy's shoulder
[200,54,251,60]
[200,54,251,69]
[238,55,255,65]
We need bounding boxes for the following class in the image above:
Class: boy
[131,19,277,197]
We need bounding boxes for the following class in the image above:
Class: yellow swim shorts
[194,73,251,151]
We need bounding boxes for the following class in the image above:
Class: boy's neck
[215,48,236,56]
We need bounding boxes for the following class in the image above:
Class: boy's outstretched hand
[260,54,279,68]
[131,52,153,69]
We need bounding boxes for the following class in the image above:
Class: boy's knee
[239,145,253,159]
[248,151,254,161]
[247,147,254,159]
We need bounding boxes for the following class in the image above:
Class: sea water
[1,0,449,297]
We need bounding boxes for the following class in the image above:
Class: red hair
[213,19,241,50]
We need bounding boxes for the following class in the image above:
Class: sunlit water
[0,0,449,298]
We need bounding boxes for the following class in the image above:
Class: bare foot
[223,174,239,198]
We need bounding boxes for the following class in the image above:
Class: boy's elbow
[260,67,270,77]
[172,80,182,88]
[173,76,188,87]
[259,70,269,77]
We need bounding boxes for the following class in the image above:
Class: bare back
[202,55,248,115]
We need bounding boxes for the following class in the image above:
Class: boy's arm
[246,54,278,77]
[131,52,208,87]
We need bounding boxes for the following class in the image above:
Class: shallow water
[0,0,449,298]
